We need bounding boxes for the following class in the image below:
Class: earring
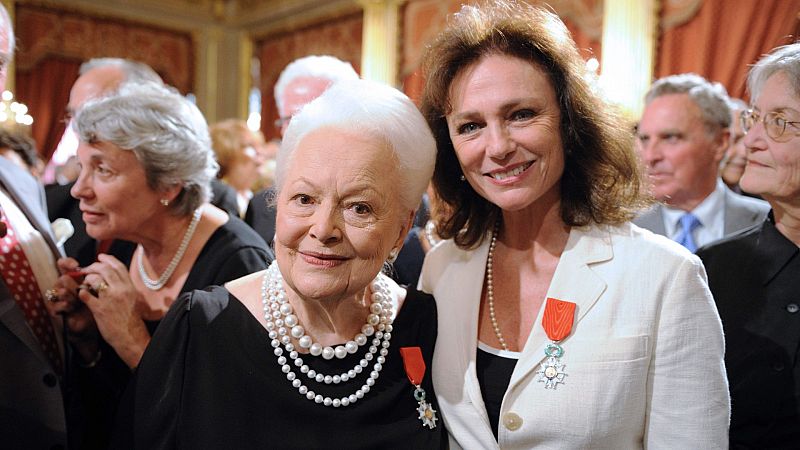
[388,248,400,263]
[459,175,465,182]
[160,199,170,206]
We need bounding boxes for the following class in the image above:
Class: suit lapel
[633,205,667,236]
[0,285,52,366]
[508,225,612,388]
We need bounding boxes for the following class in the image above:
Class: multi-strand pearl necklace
[138,208,202,291]
[262,262,394,408]
[486,220,509,351]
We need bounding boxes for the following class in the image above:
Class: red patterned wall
[256,12,363,140]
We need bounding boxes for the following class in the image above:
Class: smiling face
[274,128,412,303]
[740,71,800,204]
[445,53,565,213]
[70,140,164,242]
[637,94,727,210]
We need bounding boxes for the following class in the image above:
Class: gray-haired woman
[113,78,445,449]
[49,81,272,369]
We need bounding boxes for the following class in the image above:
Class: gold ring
[95,281,109,293]
[45,288,58,302]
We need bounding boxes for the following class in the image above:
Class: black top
[476,346,518,440]
[697,213,800,449]
[71,217,272,450]
[112,286,445,450]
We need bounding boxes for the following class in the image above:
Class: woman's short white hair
[277,79,435,212]
[748,43,800,101]
[74,82,218,216]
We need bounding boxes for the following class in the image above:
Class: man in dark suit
[634,73,769,251]
[697,43,800,449]
[0,6,69,447]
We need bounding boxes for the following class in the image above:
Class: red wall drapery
[14,4,195,161]
[256,12,364,141]
[656,0,800,100]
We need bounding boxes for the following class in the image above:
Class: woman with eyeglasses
[697,43,800,449]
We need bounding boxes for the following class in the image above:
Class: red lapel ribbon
[542,297,576,342]
[399,346,426,385]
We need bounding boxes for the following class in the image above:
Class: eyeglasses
[740,109,800,142]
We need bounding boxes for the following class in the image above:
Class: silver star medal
[414,386,438,429]
[536,343,567,389]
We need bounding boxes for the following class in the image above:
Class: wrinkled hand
[48,257,98,342]
[79,254,150,368]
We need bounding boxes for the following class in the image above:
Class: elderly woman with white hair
[49,81,272,369]
[112,79,446,449]
[698,42,800,449]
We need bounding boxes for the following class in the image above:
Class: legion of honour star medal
[536,298,576,390]
[400,346,438,429]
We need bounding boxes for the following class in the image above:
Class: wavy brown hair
[420,0,649,249]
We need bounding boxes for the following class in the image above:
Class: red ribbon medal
[399,347,438,429]
[536,298,576,389]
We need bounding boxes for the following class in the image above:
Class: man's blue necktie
[676,213,701,252]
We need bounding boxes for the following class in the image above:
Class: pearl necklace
[137,208,202,291]
[262,262,394,408]
[486,220,509,351]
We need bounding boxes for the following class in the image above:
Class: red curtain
[656,0,800,100]
[15,58,81,162]
[256,12,364,141]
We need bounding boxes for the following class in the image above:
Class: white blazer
[420,222,729,450]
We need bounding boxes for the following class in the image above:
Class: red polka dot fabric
[0,213,63,374]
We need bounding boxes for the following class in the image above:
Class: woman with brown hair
[419,1,729,448]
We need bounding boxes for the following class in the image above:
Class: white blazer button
[502,412,523,431]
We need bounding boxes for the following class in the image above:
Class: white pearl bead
[360,359,369,367]
[383,332,392,340]
[299,335,312,349]
[306,391,315,400]
[322,347,335,360]
[275,318,284,327]
[291,325,304,338]
[355,334,367,346]
[365,353,374,361]
[286,343,295,352]
[281,364,291,373]
[287,372,296,381]
[341,397,350,407]
[333,399,341,407]
[323,397,332,406]
[277,326,287,336]
[310,343,322,356]
[268,330,277,339]
[356,390,365,398]
[348,369,356,378]
[380,348,388,356]
[315,394,323,403]
[289,350,298,359]
[299,386,308,395]
[273,348,283,356]
[324,375,333,384]
[307,369,316,378]
[370,303,383,314]
[294,358,303,367]
[362,325,375,336]
[362,384,371,392]
[368,314,380,326]
[334,346,347,359]
[377,356,385,364]
[349,394,358,403]
[315,374,324,383]
[270,340,280,348]
[370,371,379,380]
[333,375,341,384]
[292,379,302,388]
[345,341,358,354]
[279,303,293,315]
[367,376,376,385]
[374,363,382,371]
[375,331,383,339]
[280,335,291,345]
[277,356,287,365]
[340,374,349,382]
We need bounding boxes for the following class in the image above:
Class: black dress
[71,217,272,450]
[112,285,445,449]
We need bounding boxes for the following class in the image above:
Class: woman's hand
[79,254,151,369]
[48,257,101,363]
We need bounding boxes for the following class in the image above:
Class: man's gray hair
[79,58,163,85]
[0,4,14,56]
[74,82,217,216]
[273,55,358,112]
[645,73,732,132]
[748,43,800,101]
[278,78,436,212]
